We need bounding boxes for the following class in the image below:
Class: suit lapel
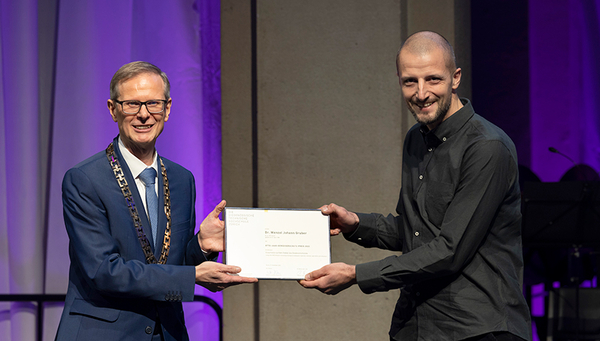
[155,156,166,258]
[113,137,156,253]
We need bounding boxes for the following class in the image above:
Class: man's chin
[412,112,436,125]
[123,136,157,151]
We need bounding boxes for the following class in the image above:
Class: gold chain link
[106,143,171,264]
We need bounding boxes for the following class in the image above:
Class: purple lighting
[529,1,600,340]
[1,0,222,339]
[530,0,600,182]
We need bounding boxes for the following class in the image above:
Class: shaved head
[395,31,463,130]
[396,31,457,74]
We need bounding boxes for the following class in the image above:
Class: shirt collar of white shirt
[117,137,159,178]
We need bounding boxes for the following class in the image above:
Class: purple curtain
[530,0,600,181]
[529,1,600,340]
[0,0,44,339]
[0,0,222,340]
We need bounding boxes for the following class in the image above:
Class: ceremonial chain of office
[106,142,172,264]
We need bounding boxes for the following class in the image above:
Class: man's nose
[416,81,428,100]
[136,104,152,120]
[135,113,151,124]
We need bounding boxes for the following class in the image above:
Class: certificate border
[224,207,331,280]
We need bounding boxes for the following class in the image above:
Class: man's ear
[107,100,118,122]
[163,98,172,122]
[452,68,462,90]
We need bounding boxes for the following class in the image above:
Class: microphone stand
[547,147,587,339]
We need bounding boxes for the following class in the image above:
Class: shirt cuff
[356,260,387,294]
[199,241,219,261]
[186,232,219,264]
[343,212,378,246]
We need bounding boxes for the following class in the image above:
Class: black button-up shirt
[347,99,532,340]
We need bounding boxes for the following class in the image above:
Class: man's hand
[320,203,360,236]
[298,263,357,295]
[198,200,226,253]
[195,261,258,292]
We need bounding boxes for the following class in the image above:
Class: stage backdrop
[0,0,222,340]
[530,0,600,181]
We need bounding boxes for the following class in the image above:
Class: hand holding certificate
[298,203,359,295]
[224,208,331,280]
[195,200,258,291]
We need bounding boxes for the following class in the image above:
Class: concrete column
[222,1,471,340]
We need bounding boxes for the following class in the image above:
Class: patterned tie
[139,168,158,247]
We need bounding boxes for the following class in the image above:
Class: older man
[55,61,256,341]
[300,31,532,341]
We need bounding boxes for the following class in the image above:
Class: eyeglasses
[113,99,168,115]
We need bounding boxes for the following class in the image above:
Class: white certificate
[224,207,331,280]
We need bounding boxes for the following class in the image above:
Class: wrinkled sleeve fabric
[347,140,516,294]
[344,212,404,251]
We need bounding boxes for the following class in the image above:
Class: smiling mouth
[134,124,153,129]
[416,102,433,109]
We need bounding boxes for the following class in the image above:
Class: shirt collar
[117,136,158,179]
[420,98,474,148]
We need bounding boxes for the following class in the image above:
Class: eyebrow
[401,73,446,81]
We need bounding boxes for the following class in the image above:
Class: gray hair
[110,61,170,100]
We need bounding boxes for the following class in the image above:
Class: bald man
[300,31,532,341]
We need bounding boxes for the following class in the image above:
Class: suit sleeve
[183,173,215,265]
[63,168,197,301]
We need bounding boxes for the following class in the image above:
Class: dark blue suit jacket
[55,137,208,341]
